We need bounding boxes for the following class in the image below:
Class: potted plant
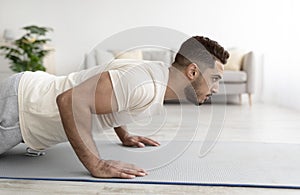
[0,25,53,72]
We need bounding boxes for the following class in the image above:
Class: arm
[57,72,146,178]
[114,125,160,148]
[114,126,129,143]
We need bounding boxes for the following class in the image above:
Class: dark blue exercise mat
[1,140,300,189]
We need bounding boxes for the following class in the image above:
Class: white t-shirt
[18,59,169,150]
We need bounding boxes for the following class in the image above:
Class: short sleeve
[108,67,155,112]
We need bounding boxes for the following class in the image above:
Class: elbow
[56,90,71,110]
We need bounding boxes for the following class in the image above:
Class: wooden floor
[1,102,300,194]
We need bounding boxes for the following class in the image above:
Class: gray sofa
[215,51,255,106]
[83,48,174,70]
[83,48,255,105]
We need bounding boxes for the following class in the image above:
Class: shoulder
[106,60,169,110]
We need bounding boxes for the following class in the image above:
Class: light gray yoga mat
[1,140,300,189]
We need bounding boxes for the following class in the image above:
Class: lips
[206,94,212,100]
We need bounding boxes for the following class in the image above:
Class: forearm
[114,125,129,143]
[57,89,100,173]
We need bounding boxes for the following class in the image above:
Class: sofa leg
[239,94,242,105]
[248,93,252,107]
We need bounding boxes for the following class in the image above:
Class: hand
[122,135,160,148]
[91,159,148,179]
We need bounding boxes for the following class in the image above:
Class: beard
[184,85,198,105]
[184,79,202,106]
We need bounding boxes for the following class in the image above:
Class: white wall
[0,0,300,110]
[259,0,300,111]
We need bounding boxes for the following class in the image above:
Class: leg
[0,125,23,155]
[248,93,252,107]
[0,73,23,155]
[239,94,242,105]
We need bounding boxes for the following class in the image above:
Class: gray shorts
[0,73,23,155]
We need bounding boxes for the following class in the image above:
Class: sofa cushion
[95,49,114,65]
[84,50,97,69]
[224,49,245,71]
[142,49,172,66]
[221,70,247,83]
[113,50,143,60]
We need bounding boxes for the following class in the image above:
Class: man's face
[184,61,224,105]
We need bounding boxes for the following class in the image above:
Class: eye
[212,77,219,82]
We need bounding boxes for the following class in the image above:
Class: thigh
[0,73,23,155]
[0,125,22,155]
[0,73,21,127]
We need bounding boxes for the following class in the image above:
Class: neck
[164,66,189,101]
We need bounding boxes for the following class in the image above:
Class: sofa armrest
[242,51,255,94]
[83,51,97,69]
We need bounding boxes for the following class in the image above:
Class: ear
[185,63,199,81]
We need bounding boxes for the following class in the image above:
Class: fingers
[113,160,148,174]
[122,136,160,148]
[120,168,147,177]
[130,139,146,148]
[136,136,160,147]
[119,172,136,179]
[137,141,145,148]
[100,160,148,179]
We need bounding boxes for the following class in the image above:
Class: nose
[211,83,219,94]
[211,88,218,94]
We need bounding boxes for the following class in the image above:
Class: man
[0,36,229,179]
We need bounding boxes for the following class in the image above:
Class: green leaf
[2,25,53,72]
[22,25,53,36]
[33,39,51,44]
[0,46,12,50]
[6,54,22,64]
[7,48,22,55]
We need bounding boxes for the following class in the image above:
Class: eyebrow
[212,74,223,80]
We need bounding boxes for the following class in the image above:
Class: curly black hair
[173,36,229,70]
[193,36,230,64]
